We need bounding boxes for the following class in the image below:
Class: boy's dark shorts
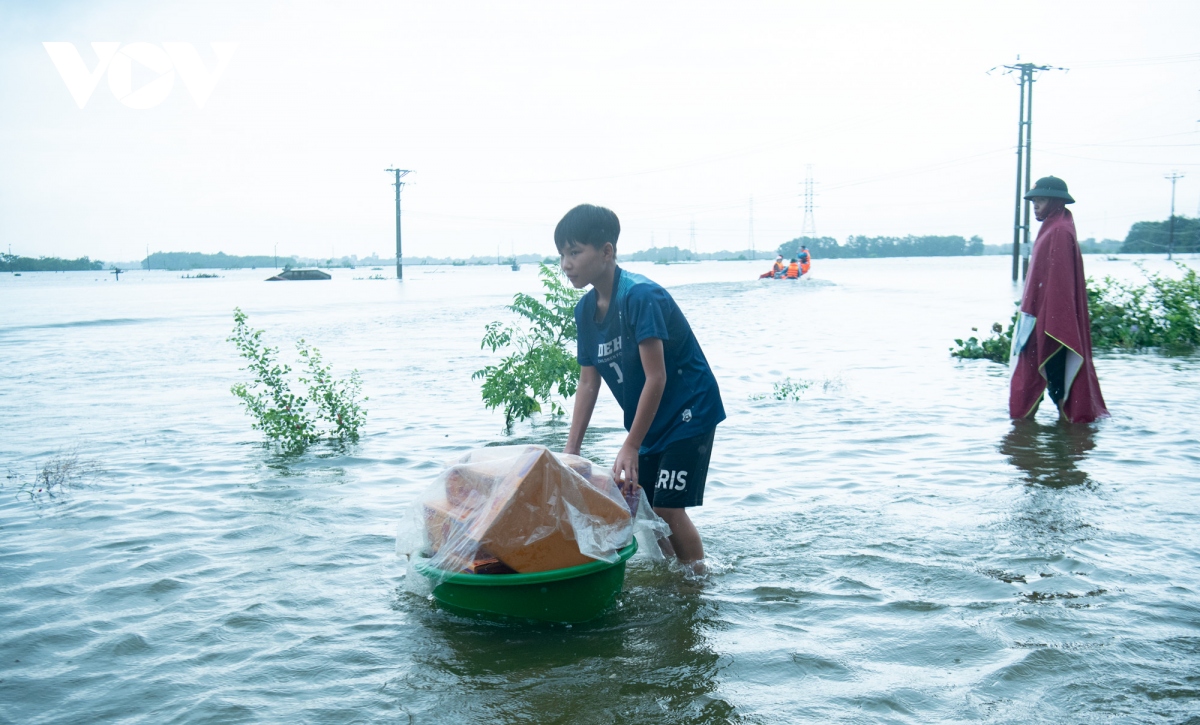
[638,428,715,509]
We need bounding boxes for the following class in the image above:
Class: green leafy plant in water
[1086,273,1157,349]
[772,377,811,401]
[473,263,583,431]
[750,376,842,401]
[1089,263,1200,351]
[297,340,366,443]
[228,308,366,453]
[952,310,1017,363]
[952,262,1200,363]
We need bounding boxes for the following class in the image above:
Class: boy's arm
[564,365,602,456]
[612,337,666,490]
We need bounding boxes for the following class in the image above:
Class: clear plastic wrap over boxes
[399,445,669,581]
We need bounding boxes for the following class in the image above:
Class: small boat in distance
[266,269,332,281]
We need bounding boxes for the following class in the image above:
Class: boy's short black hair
[554,204,620,251]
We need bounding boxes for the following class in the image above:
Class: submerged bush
[953,263,1200,363]
[228,308,366,453]
[952,312,1016,363]
[1090,263,1200,350]
[749,376,843,401]
[6,448,103,502]
[474,264,583,431]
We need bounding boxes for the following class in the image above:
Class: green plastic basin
[414,539,638,623]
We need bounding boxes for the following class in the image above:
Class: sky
[1,0,1198,262]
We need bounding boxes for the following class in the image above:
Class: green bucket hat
[1024,176,1075,204]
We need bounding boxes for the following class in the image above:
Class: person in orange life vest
[759,255,787,280]
[785,258,800,279]
[1008,176,1108,423]
[798,246,812,276]
[773,255,787,278]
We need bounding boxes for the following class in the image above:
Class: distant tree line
[778,235,984,259]
[1,253,104,272]
[622,247,771,263]
[144,252,297,270]
[1121,216,1199,254]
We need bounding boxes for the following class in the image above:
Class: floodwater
[2,255,1199,724]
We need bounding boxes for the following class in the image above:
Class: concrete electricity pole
[995,60,1065,282]
[385,167,412,279]
[1165,171,1184,261]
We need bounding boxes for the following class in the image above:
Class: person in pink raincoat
[1008,176,1109,423]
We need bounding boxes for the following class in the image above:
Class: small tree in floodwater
[228,308,366,453]
[474,264,583,431]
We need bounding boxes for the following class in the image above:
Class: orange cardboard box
[422,496,478,571]
[423,447,632,574]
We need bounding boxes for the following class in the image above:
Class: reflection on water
[3,259,1200,723]
[999,420,1098,488]
[392,571,736,723]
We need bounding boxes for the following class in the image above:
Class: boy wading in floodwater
[557,204,725,570]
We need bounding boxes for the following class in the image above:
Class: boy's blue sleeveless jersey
[575,266,725,454]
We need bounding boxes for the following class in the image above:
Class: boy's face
[559,241,613,289]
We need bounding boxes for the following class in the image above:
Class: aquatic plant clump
[952,263,1200,363]
[951,313,1016,364]
[750,376,842,401]
[772,378,811,401]
[474,264,584,431]
[1088,263,1200,350]
[6,448,103,503]
[228,309,366,453]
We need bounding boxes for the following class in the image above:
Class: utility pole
[385,167,412,279]
[800,164,817,237]
[995,60,1065,282]
[690,217,697,257]
[1165,171,1184,261]
[749,196,755,258]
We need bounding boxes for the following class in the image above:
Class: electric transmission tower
[748,196,755,258]
[690,217,697,256]
[1166,171,1185,260]
[385,167,412,279]
[800,164,818,237]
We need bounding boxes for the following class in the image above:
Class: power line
[1038,149,1200,166]
[1066,52,1200,69]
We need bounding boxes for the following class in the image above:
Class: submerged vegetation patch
[951,315,1016,364]
[750,376,844,401]
[474,264,583,431]
[6,448,103,503]
[1088,263,1200,350]
[952,263,1200,363]
[228,308,366,453]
